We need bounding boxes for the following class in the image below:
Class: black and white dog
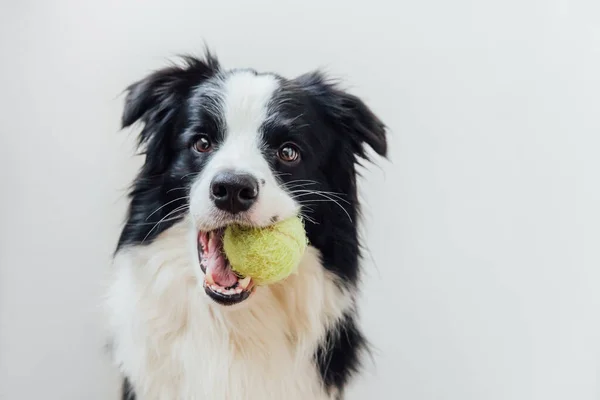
[106,51,387,400]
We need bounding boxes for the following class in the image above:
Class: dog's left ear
[296,72,387,159]
[121,53,220,145]
[120,53,220,175]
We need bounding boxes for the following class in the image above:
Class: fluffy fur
[106,51,387,400]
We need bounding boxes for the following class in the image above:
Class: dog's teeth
[238,276,251,289]
[234,287,243,294]
[205,273,216,286]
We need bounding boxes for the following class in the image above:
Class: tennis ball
[223,217,308,285]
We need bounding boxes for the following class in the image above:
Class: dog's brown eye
[193,136,212,153]
[278,144,300,163]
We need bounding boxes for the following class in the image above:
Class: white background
[1,1,599,399]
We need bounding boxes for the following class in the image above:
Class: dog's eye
[277,143,301,164]
[193,136,212,153]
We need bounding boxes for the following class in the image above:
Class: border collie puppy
[106,51,387,400]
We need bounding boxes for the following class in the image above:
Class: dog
[106,51,387,400]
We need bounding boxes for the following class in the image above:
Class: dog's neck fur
[107,219,351,400]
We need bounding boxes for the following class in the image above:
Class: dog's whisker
[166,187,189,194]
[291,192,349,203]
[284,183,318,191]
[285,179,319,184]
[145,196,189,221]
[126,213,189,226]
[295,192,351,205]
[298,211,318,225]
[290,191,351,205]
[141,206,189,243]
[289,188,347,197]
[283,181,321,193]
[284,180,319,187]
[297,196,353,222]
[273,172,292,177]
[180,172,202,180]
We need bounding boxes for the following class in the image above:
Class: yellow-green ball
[223,217,308,285]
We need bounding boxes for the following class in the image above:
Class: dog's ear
[295,72,387,159]
[122,53,220,145]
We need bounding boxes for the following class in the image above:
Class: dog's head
[119,52,386,306]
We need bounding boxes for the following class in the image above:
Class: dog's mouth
[198,229,255,306]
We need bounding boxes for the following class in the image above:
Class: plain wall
[1,1,599,399]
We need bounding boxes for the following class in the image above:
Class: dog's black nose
[210,172,259,214]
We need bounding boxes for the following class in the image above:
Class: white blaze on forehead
[221,71,279,140]
[205,71,280,174]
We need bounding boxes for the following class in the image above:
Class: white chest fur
[106,222,349,400]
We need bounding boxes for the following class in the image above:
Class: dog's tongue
[200,231,238,288]
[207,254,238,287]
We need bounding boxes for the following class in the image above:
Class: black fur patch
[122,377,135,400]
[316,313,367,396]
